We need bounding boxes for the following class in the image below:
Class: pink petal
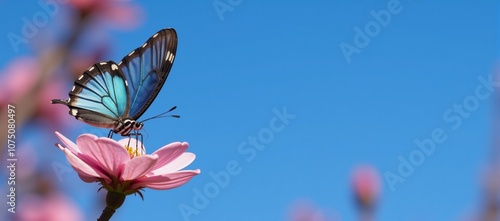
[151,153,196,175]
[78,174,99,183]
[120,155,158,181]
[77,136,129,177]
[131,170,200,190]
[141,177,194,190]
[55,131,81,154]
[151,142,188,171]
[59,144,108,182]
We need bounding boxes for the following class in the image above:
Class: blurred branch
[0,12,89,157]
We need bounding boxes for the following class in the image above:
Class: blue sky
[0,1,498,220]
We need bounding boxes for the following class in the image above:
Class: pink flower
[351,165,381,211]
[54,132,200,194]
[17,193,84,221]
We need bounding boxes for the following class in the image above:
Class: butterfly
[51,28,178,137]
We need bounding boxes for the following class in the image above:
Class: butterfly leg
[107,130,115,139]
[127,131,144,154]
[137,133,144,154]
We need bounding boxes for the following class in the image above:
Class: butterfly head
[114,118,143,136]
[135,121,144,130]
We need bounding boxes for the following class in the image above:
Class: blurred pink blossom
[351,165,381,211]
[68,44,109,78]
[36,79,74,129]
[0,57,73,128]
[55,132,200,194]
[289,201,333,221]
[16,145,38,180]
[68,0,143,30]
[0,57,38,107]
[17,193,84,221]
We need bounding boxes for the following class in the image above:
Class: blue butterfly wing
[118,28,177,120]
[52,61,130,128]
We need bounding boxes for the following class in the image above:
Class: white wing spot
[89,67,95,71]
[165,51,171,61]
[71,86,76,92]
[142,42,148,48]
[70,109,78,116]
[165,51,174,62]
[99,62,107,65]
[118,61,122,66]
[153,33,159,38]
[78,75,84,80]
[128,51,134,56]
[125,80,128,87]
[111,64,119,70]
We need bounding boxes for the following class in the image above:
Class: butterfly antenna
[141,106,180,123]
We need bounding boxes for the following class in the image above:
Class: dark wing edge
[118,28,178,120]
[51,61,131,128]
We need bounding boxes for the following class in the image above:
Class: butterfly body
[52,28,177,136]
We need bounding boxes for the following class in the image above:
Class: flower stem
[97,206,116,221]
[97,191,126,221]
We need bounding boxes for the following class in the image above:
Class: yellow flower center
[124,145,144,158]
